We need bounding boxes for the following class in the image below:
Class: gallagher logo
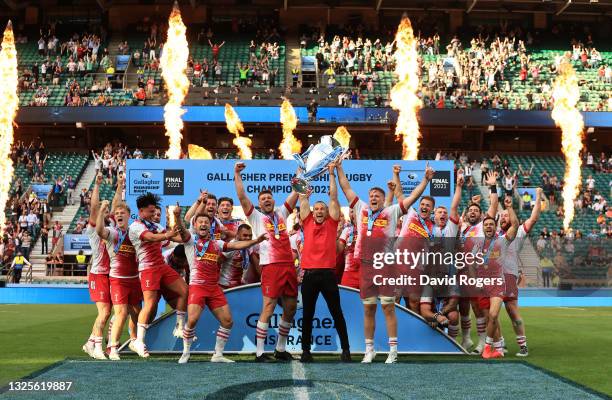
[164,170,184,195]
[141,172,152,179]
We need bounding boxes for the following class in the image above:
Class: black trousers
[300,268,350,352]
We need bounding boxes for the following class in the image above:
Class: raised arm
[450,169,464,221]
[385,180,396,207]
[285,190,299,212]
[504,204,520,241]
[111,173,124,213]
[299,192,311,221]
[89,174,103,224]
[401,163,435,211]
[392,164,404,201]
[234,162,253,212]
[484,171,499,218]
[226,233,267,251]
[169,203,190,243]
[336,161,357,204]
[185,190,207,224]
[524,187,543,231]
[96,200,111,240]
[328,163,340,220]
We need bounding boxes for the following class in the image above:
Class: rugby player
[337,208,358,289]
[82,174,119,360]
[217,197,245,238]
[499,188,542,356]
[419,169,465,341]
[218,224,258,289]
[337,161,434,364]
[96,200,142,361]
[179,211,266,364]
[475,205,519,359]
[185,191,229,241]
[129,193,190,358]
[459,171,499,353]
[234,161,299,362]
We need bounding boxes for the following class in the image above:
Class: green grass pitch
[1,305,611,399]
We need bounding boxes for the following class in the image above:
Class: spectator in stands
[10,251,31,284]
[209,39,225,62]
[40,224,49,255]
[51,220,62,250]
[307,99,318,122]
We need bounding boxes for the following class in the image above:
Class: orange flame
[224,104,252,159]
[333,126,351,149]
[188,144,213,160]
[279,99,301,159]
[551,62,584,230]
[160,2,189,159]
[167,205,177,228]
[390,16,421,160]
[0,21,18,235]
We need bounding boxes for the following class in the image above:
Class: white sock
[215,327,231,355]
[94,336,103,352]
[137,323,149,341]
[365,339,374,353]
[477,318,487,341]
[500,336,505,348]
[255,321,268,357]
[275,319,291,352]
[485,336,494,345]
[388,337,398,352]
[494,341,504,352]
[87,334,95,346]
[182,327,195,353]
[448,324,459,339]
[176,311,186,331]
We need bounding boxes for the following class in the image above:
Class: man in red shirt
[298,163,350,363]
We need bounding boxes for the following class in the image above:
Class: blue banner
[30,184,52,199]
[133,284,464,354]
[63,234,92,255]
[125,159,454,221]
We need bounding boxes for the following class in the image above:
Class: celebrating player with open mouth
[129,193,191,358]
[178,201,266,364]
[337,161,434,364]
[234,161,299,362]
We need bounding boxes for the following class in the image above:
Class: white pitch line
[291,360,309,400]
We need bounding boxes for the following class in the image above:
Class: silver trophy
[291,135,348,194]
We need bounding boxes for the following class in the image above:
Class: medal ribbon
[114,228,128,253]
[140,218,157,233]
[268,212,280,238]
[367,208,384,235]
[194,235,211,258]
[417,213,434,240]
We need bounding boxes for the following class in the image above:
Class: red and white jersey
[501,224,529,277]
[86,223,110,275]
[105,226,138,279]
[434,216,460,239]
[184,234,227,286]
[289,232,303,261]
[245,202,293,266]
[339,224,358,272]
[471,234,510,278]
[218,240,254,287]
[460,221,485,253]
[350,197,406,260]
[129,219,166,271]
[399,208,436,239]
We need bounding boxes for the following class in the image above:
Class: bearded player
[459,171,499,353]
[337,161,434,364]
[474,206,518,359]
[96,200,142,360]
[185,191,229,241]
[82,173,121,360]
[499,188,542,356]
[178,211,266,364]
[129,193,190,358]
[234,162,299,362]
